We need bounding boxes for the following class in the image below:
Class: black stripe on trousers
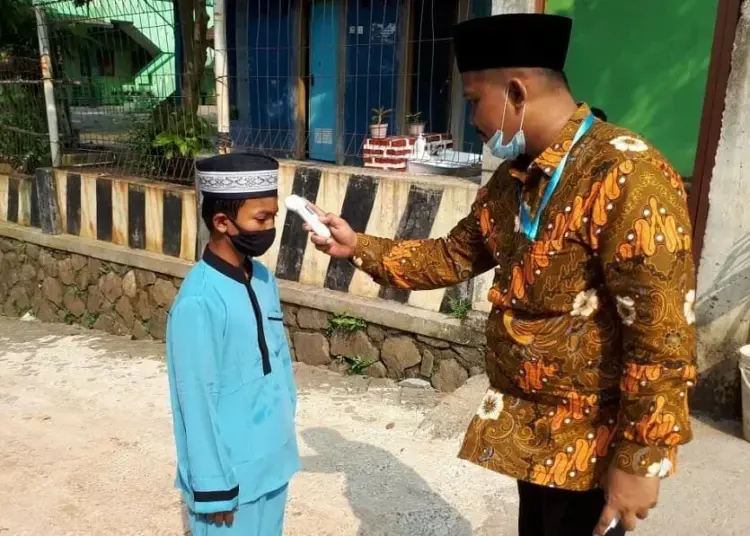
[162,191,183,257]
[379,185,443,303]
[324,174,379,291]
[276,167,322,281]
[66,173,82,235]
[128,184,146,249]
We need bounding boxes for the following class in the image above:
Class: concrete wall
[694,3,750,418]
[1,163,488,314]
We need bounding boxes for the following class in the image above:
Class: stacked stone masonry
[0,237,485,392]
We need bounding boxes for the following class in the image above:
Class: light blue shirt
[166,248,299,514]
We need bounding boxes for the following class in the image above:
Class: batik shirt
[352,104,697,491]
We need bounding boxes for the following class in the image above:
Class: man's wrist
[612,441,676,479]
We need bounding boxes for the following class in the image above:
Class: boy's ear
[212,212,230,233]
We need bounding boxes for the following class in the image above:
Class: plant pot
[370,123,388,139]
[408,122,426,136]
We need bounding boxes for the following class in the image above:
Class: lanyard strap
[518,113,595,241]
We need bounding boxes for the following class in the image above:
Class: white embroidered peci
[610,135,648,153]
[571,289,599,318]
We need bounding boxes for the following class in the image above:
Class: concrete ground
[0,316,748,536]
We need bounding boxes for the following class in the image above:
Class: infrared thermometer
[284,195,332,239]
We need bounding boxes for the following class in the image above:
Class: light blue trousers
[188,485,288,536]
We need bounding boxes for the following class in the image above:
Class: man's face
[463,70,524,144]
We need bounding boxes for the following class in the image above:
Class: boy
[166,153,299,535]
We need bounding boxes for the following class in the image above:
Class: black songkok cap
[196,153,279,200]
[453,14,573,74]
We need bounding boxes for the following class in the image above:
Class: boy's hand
[303,203,358,258]
[207,511,234,526]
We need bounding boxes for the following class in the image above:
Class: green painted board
[546,0,719,176]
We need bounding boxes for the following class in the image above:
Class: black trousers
[517,481,626,536]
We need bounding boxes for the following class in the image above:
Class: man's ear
[213,212,230,233]
[507,78,527,110]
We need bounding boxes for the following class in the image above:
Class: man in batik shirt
[305,13,696,536]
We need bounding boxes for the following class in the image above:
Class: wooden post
[214,0,231,154]
[34,7,61,168]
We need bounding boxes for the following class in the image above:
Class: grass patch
[328,313,366,334]
[447,298,471,321]
[336,355,378,375]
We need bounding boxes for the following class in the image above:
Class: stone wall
[283,304,483,392]
[0,236,178,341]
[0,236,485,392]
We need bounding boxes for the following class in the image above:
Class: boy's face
[212,197,279,234]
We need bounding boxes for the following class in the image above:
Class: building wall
[545,0,719,178]
[694,2,750,418]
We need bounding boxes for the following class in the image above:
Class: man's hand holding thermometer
[285,196,358,258]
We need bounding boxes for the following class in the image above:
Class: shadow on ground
[302,427,473,536]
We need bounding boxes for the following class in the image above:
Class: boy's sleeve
[272,279,297,414]
[169,297,239,514]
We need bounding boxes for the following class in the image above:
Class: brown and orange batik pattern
[352,104,696,491]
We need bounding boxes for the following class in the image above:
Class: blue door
[308,0,340,162]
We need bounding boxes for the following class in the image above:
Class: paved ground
[0,315,749,536]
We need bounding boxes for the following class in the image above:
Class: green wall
[546,0,718,176]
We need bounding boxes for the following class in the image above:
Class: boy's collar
[202,246,253,284]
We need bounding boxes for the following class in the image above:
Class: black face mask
[227,219,276,258]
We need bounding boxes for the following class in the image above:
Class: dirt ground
[1,315,749,536]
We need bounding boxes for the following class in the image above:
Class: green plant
[336,355,378,375]
[63,312,77,325]
[152,109,214,160]
[126,104,215,178]
[371,107,392,125]
[406,111,423,124]
[447,298,471,321]
[328,314,367,334]
[84,313,98,329]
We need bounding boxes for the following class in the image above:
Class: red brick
[365,138,390,146]
[389,138,410,148]
[363,148,386,156]
[370,156,407,165]
[384,148,412,157]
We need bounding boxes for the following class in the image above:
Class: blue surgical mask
[486,89,526,160]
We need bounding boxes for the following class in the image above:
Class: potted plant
[370,107,391,139]
[406,111,426,136]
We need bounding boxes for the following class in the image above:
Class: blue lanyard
[518,113,595,241]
